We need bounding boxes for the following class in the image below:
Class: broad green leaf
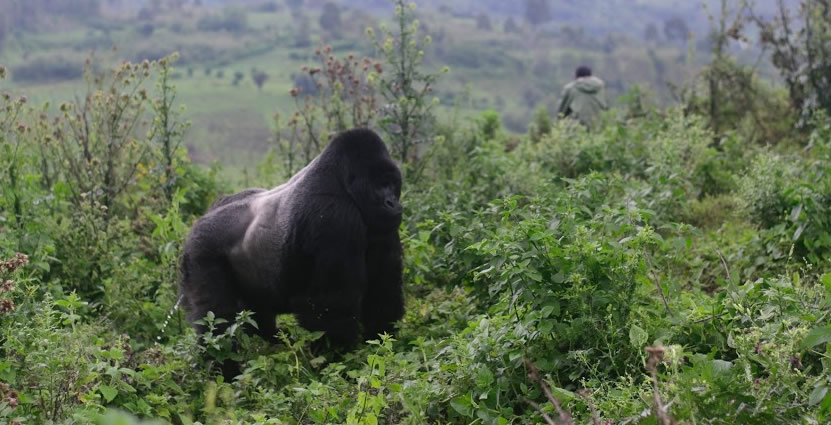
[629,324,648,348]
[793,222,807,241]
[475,368,494,388]
[821,273,831,293]
[790,204,803,221]
[450,395,474,417]
[810,386,828,406]
[801,326,831,349]
[549,386,577,401]
[99,385,118,403]
[538,320,554,334]
[821,391,831,418]
[712,359,733,375]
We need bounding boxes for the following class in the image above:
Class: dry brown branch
[524,358,574,425]
[646,346,675,425]
[578,389,602,425]
[716,249,731,282]
[644,251,673,316]
[523,397,559,425]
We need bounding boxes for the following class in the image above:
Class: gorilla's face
[348,160,402,232]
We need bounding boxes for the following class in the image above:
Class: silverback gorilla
[179,128,404,372]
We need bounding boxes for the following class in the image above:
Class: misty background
[0,0,788,168]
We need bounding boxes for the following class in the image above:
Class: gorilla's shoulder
[209,188,266,211]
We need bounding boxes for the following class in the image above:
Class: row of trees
[682,0,831,142]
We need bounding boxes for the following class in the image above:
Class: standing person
[557,66,608,128]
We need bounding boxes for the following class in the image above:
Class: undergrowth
[1,8,831,425]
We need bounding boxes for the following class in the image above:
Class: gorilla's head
[325,128,402,232]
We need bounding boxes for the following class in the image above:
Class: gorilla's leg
[361,233,404,338]
[180,253,246,378]
[246,301,278,342]
[181,255,244,332]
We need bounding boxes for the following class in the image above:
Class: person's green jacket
[557,76,608,127]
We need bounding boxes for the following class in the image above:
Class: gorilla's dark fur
[179,128,404,361]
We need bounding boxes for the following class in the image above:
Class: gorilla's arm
[361,231,404,338]
[291,204,369,347]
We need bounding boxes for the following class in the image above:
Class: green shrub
[739,122,831,264]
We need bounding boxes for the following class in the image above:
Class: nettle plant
[277,0,447,181]
[277,46,382,177]
[368,0,447,165]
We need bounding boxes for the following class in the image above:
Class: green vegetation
[2,0,831,424]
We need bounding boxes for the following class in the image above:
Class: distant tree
[292,73,319,96]
[138,23,155,37]
[560,25,587,47]
[532,56,555,78]
[137,7,155,20]
[644,22,660,43]
[602,34,618,53]
[232,71,244,86]
[504,16,520,33]
[647,48,666,79]
[524,0,552,27]
[258,1,280,12]
[285,0,303,9]
[751,0,831,121]
[251,69,269,91]
[0,22,6,53]
[319,2,342,36]
[476,13,492,31]
[663,17,690,43]
[523,87,543,108]
[216,70,224,79]
[11,56,83,83]
[294,18,312,47]
[221,7,248,32]
[197,7,248,33]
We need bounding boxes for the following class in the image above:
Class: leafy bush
[739,118,831,264]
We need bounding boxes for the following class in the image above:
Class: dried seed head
[0,298,14,314]
[0,280,14,293]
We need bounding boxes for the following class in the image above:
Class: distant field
[0,3,774,175]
